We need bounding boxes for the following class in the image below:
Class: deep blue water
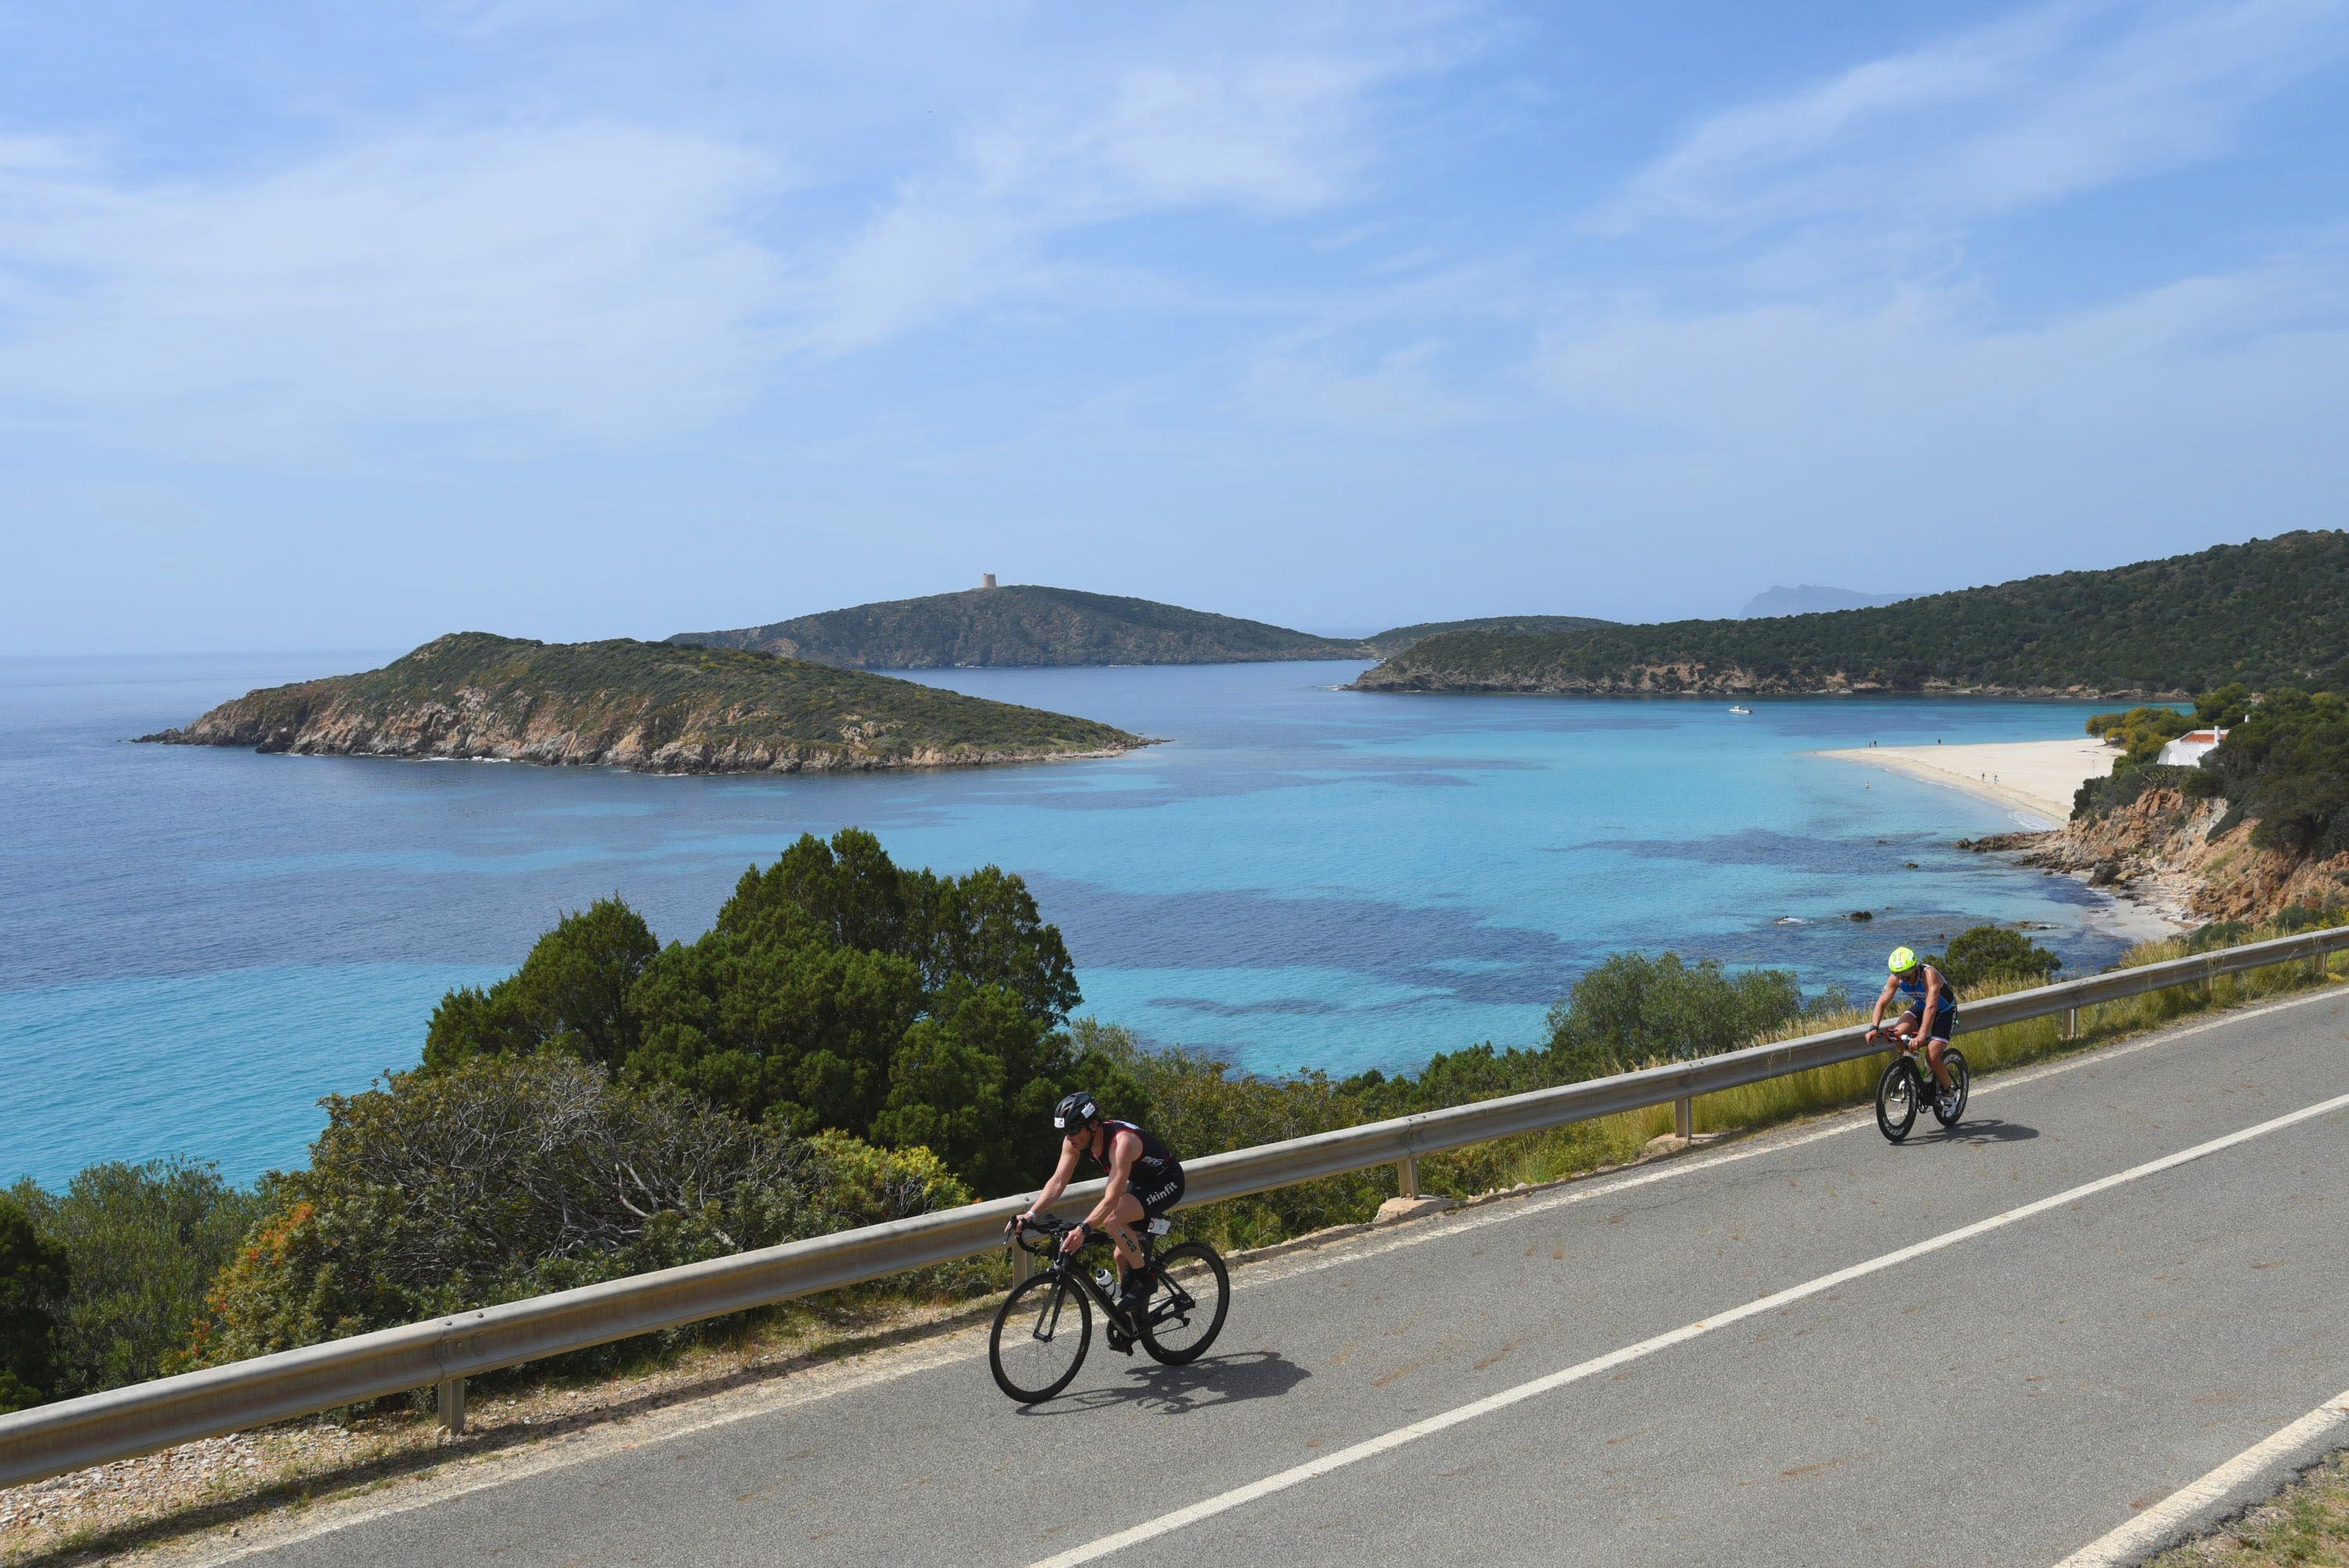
[1,653,2133,1189]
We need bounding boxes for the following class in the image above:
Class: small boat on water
[1728,704,1754,715]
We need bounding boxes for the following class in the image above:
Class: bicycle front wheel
[1933,1048,1971,1127]
[1139,1242,1229,1366]
[1876,1057,1919,1142]
[990,1274,1090,1402]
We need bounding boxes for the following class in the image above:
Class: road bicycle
[1870,1022,1969,1142]
[991,1214,1230,1403]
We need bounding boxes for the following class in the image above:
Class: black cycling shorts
[1132,1167,1185,1221]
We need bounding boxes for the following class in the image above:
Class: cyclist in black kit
[1012,1092,1185,1337]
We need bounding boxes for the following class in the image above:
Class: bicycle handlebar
[1007,1214,1093,1256]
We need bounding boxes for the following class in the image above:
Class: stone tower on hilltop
[981,572,998,590]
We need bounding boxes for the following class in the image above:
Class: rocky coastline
[1961,786,2349,928]
[1351,661,2186,700]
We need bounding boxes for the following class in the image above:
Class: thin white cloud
[1599,0,2344,237]
[800,54,1397,352]
[0,124,786,448]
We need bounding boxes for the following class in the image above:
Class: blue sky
[4,0,2345,653]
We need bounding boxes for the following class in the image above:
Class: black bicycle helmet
[1053,1091,1100,1135]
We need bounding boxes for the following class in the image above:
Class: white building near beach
[2158,729,2226,766]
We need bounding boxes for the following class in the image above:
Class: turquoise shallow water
[1,653,2131,1189]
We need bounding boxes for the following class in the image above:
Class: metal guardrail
[4,925,2344,1488]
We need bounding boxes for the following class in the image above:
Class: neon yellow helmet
[1887,946,1919,973]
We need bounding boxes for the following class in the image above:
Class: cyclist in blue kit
[1867,946,1960,1112]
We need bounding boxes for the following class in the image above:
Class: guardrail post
[1397,1154,1419,1199]
[1011,1245,1032,1285]
[1674,1096,1693,1142]
[437,1376,466,1436]
[2066,1006,2080,1042]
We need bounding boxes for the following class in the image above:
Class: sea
[1,652,2144,1191]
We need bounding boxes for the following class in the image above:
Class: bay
[0,652,2140,1189]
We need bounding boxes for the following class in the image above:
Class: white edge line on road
[2055,1385,2349,1567]
[168,984,2349,1566]
[1031,1084,2349,1567]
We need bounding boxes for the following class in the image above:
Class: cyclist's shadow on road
[1930,1117,2039,1145]
[1019,1351,1310,1418]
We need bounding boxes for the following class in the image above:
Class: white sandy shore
[1817,736,2187,939]
[1816,737,2116,829]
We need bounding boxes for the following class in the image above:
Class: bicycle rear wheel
[1876,1057,1919,1143]
[1932,1048,1970,1127]
[1139,1242,1229,1366]
[989,1274,1090,1402]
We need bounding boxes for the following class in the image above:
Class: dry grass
[2151,1449,2349,1566]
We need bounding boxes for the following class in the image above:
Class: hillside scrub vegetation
[1356,532,2349,697]
[670,584,1366,668]
[185,1055,975,1369]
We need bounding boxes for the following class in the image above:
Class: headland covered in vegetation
[670,582,1617,668]
[137,633,1146,774]
[1353,531,2349,698]
[669,584,1369,668]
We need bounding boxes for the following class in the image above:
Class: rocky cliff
[141,633,1146,775]
[1968,786,2349,925]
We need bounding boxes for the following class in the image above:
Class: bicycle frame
[1011,1221,1195,1338]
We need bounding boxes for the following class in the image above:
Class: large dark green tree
[425,829,1098,1195]
[424,896,658,1070]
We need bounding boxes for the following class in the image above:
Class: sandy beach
[1815,736,2117,829]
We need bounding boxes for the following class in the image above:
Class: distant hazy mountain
[668,584,1367,668]
[1740,585,1912,618]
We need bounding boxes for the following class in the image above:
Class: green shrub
[1542,952,1811,1081]
[187,1055,968,1367]
[0,1193,68,1413]
[7,1160,261,1394]
[1929,926,2062,992]
[2186,921,2255,954]
[2084,705,2195,765]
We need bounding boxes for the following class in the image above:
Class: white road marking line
[2054,1384,2349,1567]
[1032,1085,2349,1567]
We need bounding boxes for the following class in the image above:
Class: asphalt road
[221,989,2349,1567]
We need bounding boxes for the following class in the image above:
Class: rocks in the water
[1848,910,1874,921]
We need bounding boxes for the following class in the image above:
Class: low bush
[7,1159,261,1395]
[1930,926,2062,992]
[186,1055,974,1371]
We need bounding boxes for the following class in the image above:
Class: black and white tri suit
[1085,1118,1185,1220]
